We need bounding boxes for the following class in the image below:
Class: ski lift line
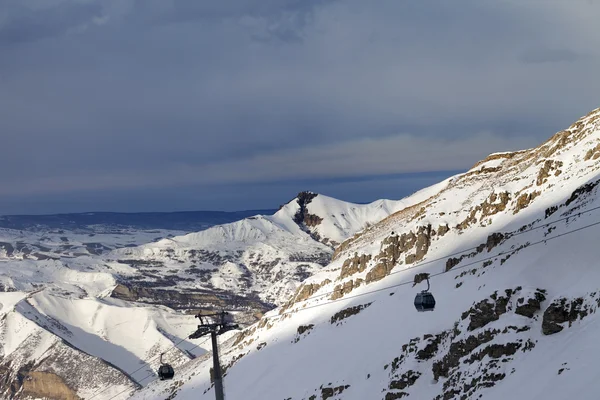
[101,370,159,400]
[90,215,600,399]
[285,207,594,305]
[87,335,212,400]
[268,217,600,320]
[384,208,589,277]
[103,373,155,400]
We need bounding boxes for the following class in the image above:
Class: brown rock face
[413,225,433,263]
[364,260,395,285]
[280,279,332,311]
[22,372,81,400]
[339,253,372,280]
[584,143,600,160]
[514,191,541,214]
[536,160,563,186]
[456,192,511,230]
[330,278,363,300]
[437,224,450,237]
[364,225,433,285]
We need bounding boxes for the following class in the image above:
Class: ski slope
[130,107,600,400]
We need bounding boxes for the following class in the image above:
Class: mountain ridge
[129,106,600,400]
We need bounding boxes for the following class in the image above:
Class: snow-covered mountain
[130,107,600,400]
[111,192,411,307]
[0,189,407,399]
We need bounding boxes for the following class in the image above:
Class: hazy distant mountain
[0,209,276,232]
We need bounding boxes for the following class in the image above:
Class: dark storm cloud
[0,0,599,213]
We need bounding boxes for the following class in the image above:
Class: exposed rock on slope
[111,193,410,312]
[130,107,600,400]
[1,189,409,399]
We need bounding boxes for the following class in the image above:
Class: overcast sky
[1,0,599,214]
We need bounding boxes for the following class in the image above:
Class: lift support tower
[190,311,239,400]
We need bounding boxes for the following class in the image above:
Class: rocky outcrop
[515,289,547,318]
[364,261,395,285]
[541,296,596,335]
[437,224,450,237]
[292,324,315,344]
[293,191,323,232]
[280,279,332,312]
[364,225,433,284]
[456,192,511,230]
[330,279,363,300]
[387,370,420,399]
[415,333,447,361]
[339,253,371,280]
[565,179,600,207]
[433,329,499,380]
[321,384,350,400]
[111,284,272,316]
[330,303,372,325]
[536,160,564,186]
[584,143,600,160]
[412,272,430,287]
[406,225,433,264]
[21,371,81,400]
[514,191,541,214]
[445,232,505,272]
[461,289,517,331]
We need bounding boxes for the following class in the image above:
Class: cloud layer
[1,0,599,212]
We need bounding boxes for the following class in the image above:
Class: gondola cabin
[414,291,436,312]
[158,364,175,380]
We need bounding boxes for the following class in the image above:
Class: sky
[1,0,600,214]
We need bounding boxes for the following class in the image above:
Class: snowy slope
[129,107,600,400]
[111,193,407,306]
[272,192,412,247]
[0,188,406,399]
[0,227,186,260]
[0,259,207,400]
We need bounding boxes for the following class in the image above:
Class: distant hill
[0,209,277,232]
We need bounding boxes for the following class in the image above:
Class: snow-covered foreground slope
[111,193,408,306]
[0,267,206,400]
[130,108,600,400]
[0,186,406,398]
